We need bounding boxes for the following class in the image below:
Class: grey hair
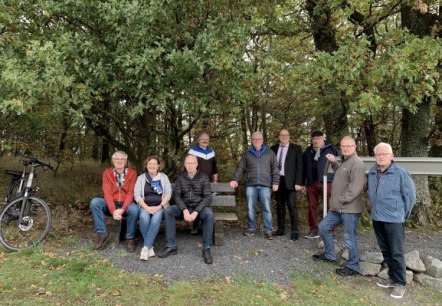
[252,131,263,139]
[112,150,128,160]
[185,154,198,163]
[373,142,393,154]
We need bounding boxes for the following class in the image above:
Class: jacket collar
[249,144,268,157]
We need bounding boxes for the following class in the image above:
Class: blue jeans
[139,207,164,248]
[373,221,406,285]
[163,205,214,250]
[90,197,138,239]
[246,186,273,234]
[319,210,361,272]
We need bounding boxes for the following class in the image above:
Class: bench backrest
[210,183,236,207]
[170,182,236,207]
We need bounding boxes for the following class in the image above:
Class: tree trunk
[363,115,376,155]
[306,0,348,144]
[400,1,435,225]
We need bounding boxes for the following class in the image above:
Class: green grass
[1,245,441,306]
[1,158,442,305]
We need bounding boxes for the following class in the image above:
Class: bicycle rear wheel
[0,196,51,251]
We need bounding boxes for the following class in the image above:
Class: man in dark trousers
[271,129,303,240]
[302,130,339,239]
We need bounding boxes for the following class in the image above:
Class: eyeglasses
[340,145,355,148]
[252,138,263,141]
[375,153,391,157]
[113,158,126,161]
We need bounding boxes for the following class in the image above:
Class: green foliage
[0,0,440,172]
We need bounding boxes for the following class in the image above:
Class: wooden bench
[109,182,238,247]
[210,182,238,246]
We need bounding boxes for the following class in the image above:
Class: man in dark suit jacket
[271,129,303,240]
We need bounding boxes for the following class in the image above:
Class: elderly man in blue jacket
[368,142,416,300]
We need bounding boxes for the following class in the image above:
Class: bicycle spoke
[0,197,51,251]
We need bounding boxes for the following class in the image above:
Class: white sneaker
[148,247,156,257]
[140,246,149,261]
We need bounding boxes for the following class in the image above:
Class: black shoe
[158,247,178,258]
[312,253,335,263]
[202,249,213,264]
[336,266,359,276]
[243,230,255,237]
[264,232,273,240]
[273,230,285,236]
[290,233,299,241]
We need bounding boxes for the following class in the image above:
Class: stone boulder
[377,268,389,280]
[422,255,442,278]
[360,252,384,264]
[376,268,413,284]
[359,262,381,276]
[414,273,442,291]
[405,250,426,272]
[341,249,349,260]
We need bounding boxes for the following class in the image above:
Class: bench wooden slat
[211,195,236,207]
[210,182,234,193]
[214,212,238,221]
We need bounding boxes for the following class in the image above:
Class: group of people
[90,129,417,298]
[310,137,416,300]
[91,133,218,265]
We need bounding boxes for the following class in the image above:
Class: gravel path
[81,226,442,285]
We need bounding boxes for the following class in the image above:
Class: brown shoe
[93,232,111,251]
[125,239,136,253]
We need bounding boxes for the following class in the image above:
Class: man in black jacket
[271,129,303,240]
[158,154,214,264]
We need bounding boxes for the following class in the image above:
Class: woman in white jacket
[134,156,172,260]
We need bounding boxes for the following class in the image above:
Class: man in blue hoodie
[230,131,280,240]
[368,142,416,299]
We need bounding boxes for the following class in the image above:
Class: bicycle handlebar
[21,155,54,171]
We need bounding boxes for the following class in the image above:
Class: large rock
[377,268,413,284]
[377,268,389,279]
[361,252,384,264]
[422,255,442,278]
[317,240,341,254]
[414,273,442,291]
[405,250,426,272]
[406,270,414,285]
[359,262,381,276]
[341,249,349,260]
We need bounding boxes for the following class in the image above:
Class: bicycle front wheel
[0,196,52,251]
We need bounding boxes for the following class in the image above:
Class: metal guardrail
[322,157,442,217]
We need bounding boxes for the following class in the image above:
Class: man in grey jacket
[230,131,280,239]
[312,136,365,277]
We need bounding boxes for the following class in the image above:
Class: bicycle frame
[17,160,45,226]
[0,155,53,251]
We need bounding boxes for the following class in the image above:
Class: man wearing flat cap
[302,131,338,239]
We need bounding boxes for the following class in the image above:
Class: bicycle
[0,156,53,251]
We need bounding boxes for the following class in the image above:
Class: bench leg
[213,220,225,246]
[110,220,123,247]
